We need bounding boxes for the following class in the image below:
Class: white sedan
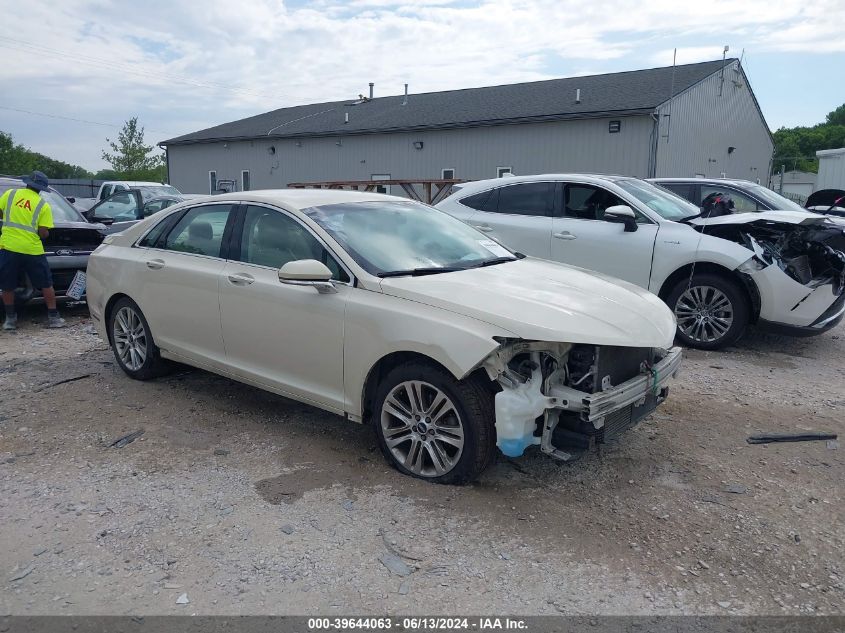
[437,175,845,349]
[87,190,681,484]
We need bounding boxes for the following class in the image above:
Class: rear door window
[491,182,553,216]
[161,205,234,258]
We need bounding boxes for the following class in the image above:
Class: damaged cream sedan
[87,190,682,484]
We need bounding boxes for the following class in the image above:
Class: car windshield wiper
[377,266,465,278]
[465,256,518,269]
[678,212,702,223]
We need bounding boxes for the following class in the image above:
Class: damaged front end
[703,219,845,332]
[482,340,682,461]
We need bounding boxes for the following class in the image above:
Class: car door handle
[227,273,255,285]
[553,231,577,240]
[145,259,165,270]
[474,225,494,232]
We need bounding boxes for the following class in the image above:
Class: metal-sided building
[816,148,845,191]
[161,59,773,194]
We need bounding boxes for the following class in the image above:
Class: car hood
[378,258,676,348]
[690,210,836,227]
[44,221,106,253]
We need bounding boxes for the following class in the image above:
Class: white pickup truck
[96,181,182,201]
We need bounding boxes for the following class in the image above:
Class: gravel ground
[0,304,842,616]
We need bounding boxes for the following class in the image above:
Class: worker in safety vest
[0,171,66,330]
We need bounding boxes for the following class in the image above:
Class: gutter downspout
[648,110,660,178]
[164,145,171,185]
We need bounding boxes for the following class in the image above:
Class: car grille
[600,405,634,441]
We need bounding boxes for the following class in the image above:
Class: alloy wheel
[113,306,148,371]
[674,285,734,344]
[380,380,464,477]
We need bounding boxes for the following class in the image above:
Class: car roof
[200,188,407,210]
[106,180,167,186]
[452,173,633,194]
[649,177,759,186]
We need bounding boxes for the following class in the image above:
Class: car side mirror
[604,205,638,232]
[278,259,337,294]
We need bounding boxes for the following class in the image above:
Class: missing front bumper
[543,346,682,460]
[492,346,683,461]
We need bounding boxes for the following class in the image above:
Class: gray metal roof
[162,59,733,146]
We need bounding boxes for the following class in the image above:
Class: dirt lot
[0,304,842,616]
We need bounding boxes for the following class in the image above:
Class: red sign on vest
[15,199,32,211]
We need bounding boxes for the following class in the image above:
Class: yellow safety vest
[0,188,53,256]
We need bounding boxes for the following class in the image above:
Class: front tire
[108,297,167,380]
[666,273,749,350]
[373,363,496,485]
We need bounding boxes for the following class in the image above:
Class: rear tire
[373,362,496,485]
[108,297,168,380]
[666,273,749,350]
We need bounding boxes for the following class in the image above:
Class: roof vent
[344,112,349,124]
[369,82,374,99]
[402,83,408,106]
[576,88,581,104]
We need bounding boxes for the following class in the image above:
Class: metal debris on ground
[9,565,34,582]
[110,429,145,448]
[747,432,837,445]
[378,553,413,577]
[723,483,747,494]
[33,374,92,393]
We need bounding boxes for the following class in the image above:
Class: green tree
[101,117,166,180]
[0,131,92,179]
[772,103,845,175]
[826,104,845,126]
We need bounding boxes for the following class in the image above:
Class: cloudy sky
[1,0,843,171]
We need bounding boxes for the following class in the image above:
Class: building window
[496,166,512,178]
[209,171,217,194]
[609,120,621,133]
[442,168,455,180]
[371,174,391,194]
[241,170,251,192]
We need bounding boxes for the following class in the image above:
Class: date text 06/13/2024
[307,617,528,630]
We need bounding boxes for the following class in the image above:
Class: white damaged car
[87,190,681,484]
[437,175,845,349]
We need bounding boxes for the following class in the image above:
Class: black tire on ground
[372,362,496,485]
[666,272,750,350]
[107,297,169,380]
